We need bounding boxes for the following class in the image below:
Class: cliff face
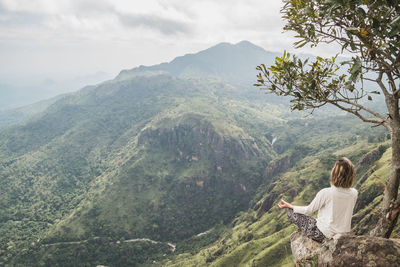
[291,231,400,267]
[254,146,310,218]
[264,149,306,181]
[138,116,269,162]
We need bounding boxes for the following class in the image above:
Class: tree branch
[386,72,398,94]
[394,89,400,98]
[377,72,391,97]
[363,77,377,83]
[330,102,392,132]
[335,98,387,121]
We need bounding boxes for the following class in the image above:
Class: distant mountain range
[0,41,282,128]
[116,41,279,87]
[0,71,113,111]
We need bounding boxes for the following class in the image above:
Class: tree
[255,0,400,238]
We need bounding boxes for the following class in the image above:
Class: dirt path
[115,238,176,251]
[43,237,176,251]
[43,237,100,247]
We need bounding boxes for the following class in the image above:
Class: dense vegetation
[0,41,391,266]
[164,141,393,267]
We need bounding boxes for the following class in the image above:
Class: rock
[291,230,400,267]
[137,116,270,161]
[291,231,321,266]
[356,146,387,174]
[264,152,302,181]
[255,150,307,217]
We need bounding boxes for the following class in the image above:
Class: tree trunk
[370,100,400,238]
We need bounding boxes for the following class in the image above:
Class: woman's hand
[278,199,293,209]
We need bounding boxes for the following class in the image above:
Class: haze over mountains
[0,41,388,266]
[0,71,113,110]
[0,41,282,128]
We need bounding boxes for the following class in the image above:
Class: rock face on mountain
[138,117,266,161]
[254,147,310,218]
[291,231,400,266]
[356,145,388,175]
[264,152,302,181]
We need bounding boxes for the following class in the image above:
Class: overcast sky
[0,0,341,84]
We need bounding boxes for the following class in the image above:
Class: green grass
[164,140,393,267]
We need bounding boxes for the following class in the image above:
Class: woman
[278,157,358,243]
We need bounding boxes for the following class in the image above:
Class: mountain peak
[116,40,277,84]
[235,40,264,50]
[207,40,265,52]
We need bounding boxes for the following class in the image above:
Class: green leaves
[294,39,308,48]
[256,0,400,126]
[256,52,347,112]
[281,0,400,71]
[349,57,362,82]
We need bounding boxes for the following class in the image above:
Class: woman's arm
[278,199,293,209]
[278,190,326,215]
[292,190,326,215]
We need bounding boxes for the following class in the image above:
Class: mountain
[0,94,67,128]
[0,41,279,129]
[163,142,393,267]
[0,41,389,266]
[0,72,113,111]
[0,68,282,265]
[116,41,279,87]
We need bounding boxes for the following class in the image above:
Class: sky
[0,0,341,86]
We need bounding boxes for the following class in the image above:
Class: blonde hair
[330,157,356,188]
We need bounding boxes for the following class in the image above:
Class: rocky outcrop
[290,231,322,266]
[351,146,389,230]
[356,145,388,175]
[291,231,400,266]
[254,147,310,217]
[138,115,270,161]
[264,151,303,181]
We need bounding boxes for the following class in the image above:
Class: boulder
[290,231,321,266]
[291,230,400,267]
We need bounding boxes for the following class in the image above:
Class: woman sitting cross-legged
[278,157,358,243]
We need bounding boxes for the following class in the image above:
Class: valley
[0,41,390,266]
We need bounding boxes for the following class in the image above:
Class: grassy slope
[163,141,393,267]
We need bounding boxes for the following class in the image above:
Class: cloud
[117,12,191,35]
[0,2,45,27]
[71,0,116,16]
[0,12,44,27]
[0,0,342,87]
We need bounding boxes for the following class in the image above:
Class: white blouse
[293,185,358,238]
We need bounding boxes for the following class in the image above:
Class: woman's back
[316,186,358,237]
[279,157,358,242]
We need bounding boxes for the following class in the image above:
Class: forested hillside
[164,141,392,267]
[0,41,389,266]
